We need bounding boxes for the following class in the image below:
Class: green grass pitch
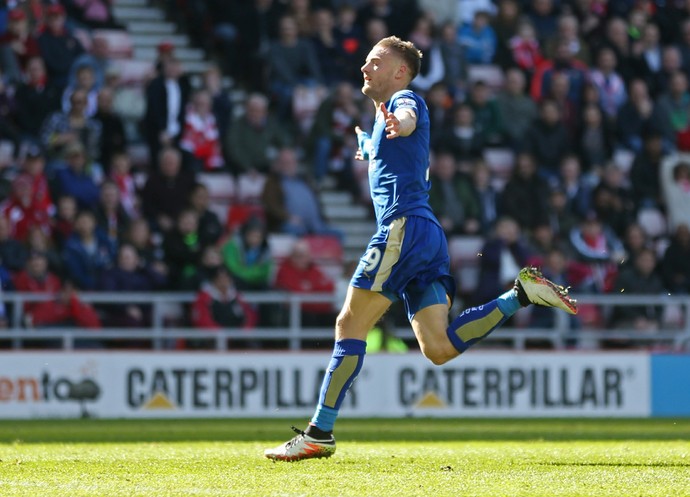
[0,418,689,497]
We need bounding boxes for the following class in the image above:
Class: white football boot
[264,426,336,462]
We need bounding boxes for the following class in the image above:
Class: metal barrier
[0,292,688,351]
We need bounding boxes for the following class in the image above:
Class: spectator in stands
[62,65,99,118]
[473,216,530,305]
[616,79,669,152]
[433,103,484,161]
[557,155,591,219]
[53,141,101,211]
[94,180,131,245]
[492,0,521,54]
[141,147,196,233]
[187,183,222,248]
[274,238,337,327]
[191,265,257,336]
[225,92,292,175]
[163,208,204,290]
[68,35,111,90]
[589,46,627,120]
[661,223,690,293]
[37,3,85,89]
[142,57,191,165]
[545,187,579,241]
[590,163,635,237]
[608,248,665,336]
[438,21,466,96]
[568,213,625,292]
[0,173,52,243]
[356,0,417,39]
[546,72,580,142]
[0,215,28,272]
[93,87,127,170]
[180,89,225,172]
[632,22,663,94]
[407,15,446,94]
[52,195,77,249]
[530,39,589,103]
[26,225,62,276]
[0,8,40,80]
[124,218,167,279]
[428,152,480,235]
[308,82,360,190]
[630,130,664,210]
[496,68,538,150]
[13,251,101,329]
[99,244,166,327]
[40,89,102,163]
[546,14,590,64]
[469,159,499,235]
[108,152,137,218]
[261,147,341,238]
[221,216,273,291]
[602,17,635,82]
[201,64,233,143]
[468,80,503,145]
[499,152,550,231]
[227,0,284,89]
[660,154,690,232]
[577,104,614,173]
[524,99,570,180]
[310,8,345,88]
[508,19,544,75]
[266,14,324,117]
[13,56,61,142]
[176,244,222,291]
[657,71,690,141]
[458,10,496,64]
[621,222,651,271]
[528,0,558,44]
[61,209,116,291]
[426,82,453,147]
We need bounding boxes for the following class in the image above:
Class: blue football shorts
[350,215,456,320]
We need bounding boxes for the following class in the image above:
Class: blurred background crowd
[0,0,690,348]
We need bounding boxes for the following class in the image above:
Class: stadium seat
[225,203,265,234]
[483,147,515,191]
[93,29,134,59]
[303,234,344,265]
[268,233,298,262]
[197,172,235,202]
[448,235,485,294]
[109,59,155,85]
[637,207,668,239]
[467,64,505,92]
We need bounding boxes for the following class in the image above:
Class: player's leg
[408,280,523,365]
[264,286,392,461]
[410,268,578,365]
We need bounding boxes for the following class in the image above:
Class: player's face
[360,46,402,101]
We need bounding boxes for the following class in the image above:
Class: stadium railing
[0,292,688,351]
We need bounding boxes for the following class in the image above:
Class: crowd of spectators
[0,0,689,349]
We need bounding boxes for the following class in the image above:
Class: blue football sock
[446,289,520,353]
[310,338,366,432]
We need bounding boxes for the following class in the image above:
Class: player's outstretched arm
[380,102,417,139]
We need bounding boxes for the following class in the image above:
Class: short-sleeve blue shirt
[364,90,436,226]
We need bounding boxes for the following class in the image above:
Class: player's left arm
[380,102,417,139]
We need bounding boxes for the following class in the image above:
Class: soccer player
[264,36,577,462]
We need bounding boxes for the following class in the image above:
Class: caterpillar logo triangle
[415,391,447,409]
[143,392,176,410]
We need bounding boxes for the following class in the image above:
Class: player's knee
[420,341,456,366]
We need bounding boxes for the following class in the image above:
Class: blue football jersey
[363,90,436,226]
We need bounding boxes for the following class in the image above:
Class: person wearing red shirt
[274,238,336,326]
[0,172,52,242]
[0,8,41,76]
[191,266,257,330]
[13,251,101,328]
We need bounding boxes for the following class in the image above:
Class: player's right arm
[355,126,370,161]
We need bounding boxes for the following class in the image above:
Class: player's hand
[380,102,401,139]
[354,126,366,160]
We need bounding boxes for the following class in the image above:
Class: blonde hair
[376,36,423,80]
